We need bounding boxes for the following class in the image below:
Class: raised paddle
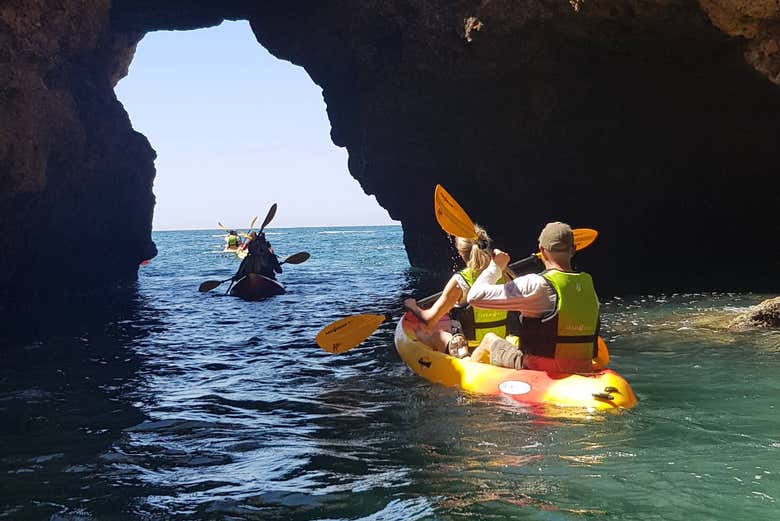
[434,184,478,240]
[259,203,277,233]
[239,216,258,238]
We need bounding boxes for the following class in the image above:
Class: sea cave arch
[115,21,394,232]
[1,0,779,298]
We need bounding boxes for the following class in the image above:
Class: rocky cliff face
[2,0,779,297]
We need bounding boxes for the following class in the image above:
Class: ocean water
[1,226,778,520]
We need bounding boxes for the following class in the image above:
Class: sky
[115,21,396,230]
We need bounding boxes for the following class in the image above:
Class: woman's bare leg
[413,327,451,353]
[469,332,498,363]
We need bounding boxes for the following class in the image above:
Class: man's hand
[492,249,510,270]
[403,298,418,311]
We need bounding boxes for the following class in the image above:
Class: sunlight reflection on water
[1,227,778,520]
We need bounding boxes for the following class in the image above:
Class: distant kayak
[229,274,285,301]
[394,312,637,414]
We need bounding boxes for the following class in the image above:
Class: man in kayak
[467,222,599,374]
[224,230,243,251]
[233,232,283,281]
[402,225,512,358]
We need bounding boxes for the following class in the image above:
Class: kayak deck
[229,273,285,301]
[394,312,637,413]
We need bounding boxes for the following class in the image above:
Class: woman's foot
[447,333,469,358]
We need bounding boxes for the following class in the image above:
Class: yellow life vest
[452,268,508,344]
[518,269,599,363]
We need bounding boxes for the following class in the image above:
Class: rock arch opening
[115,21,394,231]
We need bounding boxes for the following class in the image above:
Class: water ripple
[1,228,779,520]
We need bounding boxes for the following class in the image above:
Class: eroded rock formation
[2,0,779,297]
[729,296,780,330]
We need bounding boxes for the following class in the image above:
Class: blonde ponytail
[455,225,517,280]
[456,224,492,273]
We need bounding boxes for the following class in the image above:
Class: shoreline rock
[728,297,780,331]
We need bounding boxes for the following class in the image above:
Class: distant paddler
[224,230,243,251]
[225,232,283,293]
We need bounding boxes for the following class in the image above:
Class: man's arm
[467,251,551,314]
[466,260,530,310]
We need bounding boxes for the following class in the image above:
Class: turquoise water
[1,226,778,520]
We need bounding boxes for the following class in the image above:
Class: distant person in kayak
[233,232,283,281]
[238,231,255,253]
[225,230,243,250]
[467,222,599,374]
[403,225,512,358]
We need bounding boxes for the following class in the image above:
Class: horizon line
[153,222,401,232]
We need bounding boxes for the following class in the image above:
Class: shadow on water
[0,285,157,520]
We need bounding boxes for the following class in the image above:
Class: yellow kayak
[394,312,637,414]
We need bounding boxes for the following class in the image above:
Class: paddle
[434,184,478,240]
[198,277,233,292]
[315,185,598,353]
[280,251,310,265]
[259,203,277,233]
[198,251,310,293]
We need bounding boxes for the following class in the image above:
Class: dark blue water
[2,227,778,520]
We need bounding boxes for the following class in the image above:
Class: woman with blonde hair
[403,225,513,358]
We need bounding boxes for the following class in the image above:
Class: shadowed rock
[1,1,779,297]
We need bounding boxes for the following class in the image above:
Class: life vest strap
[555,334,597,343]
[474,318,508,329]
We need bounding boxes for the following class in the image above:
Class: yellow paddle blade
[218,222,228,231]
[434,184,477,239]
[248,215,258,231]
[534,228,598,259]
[573,228,598,251]
[315,314,386,354]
